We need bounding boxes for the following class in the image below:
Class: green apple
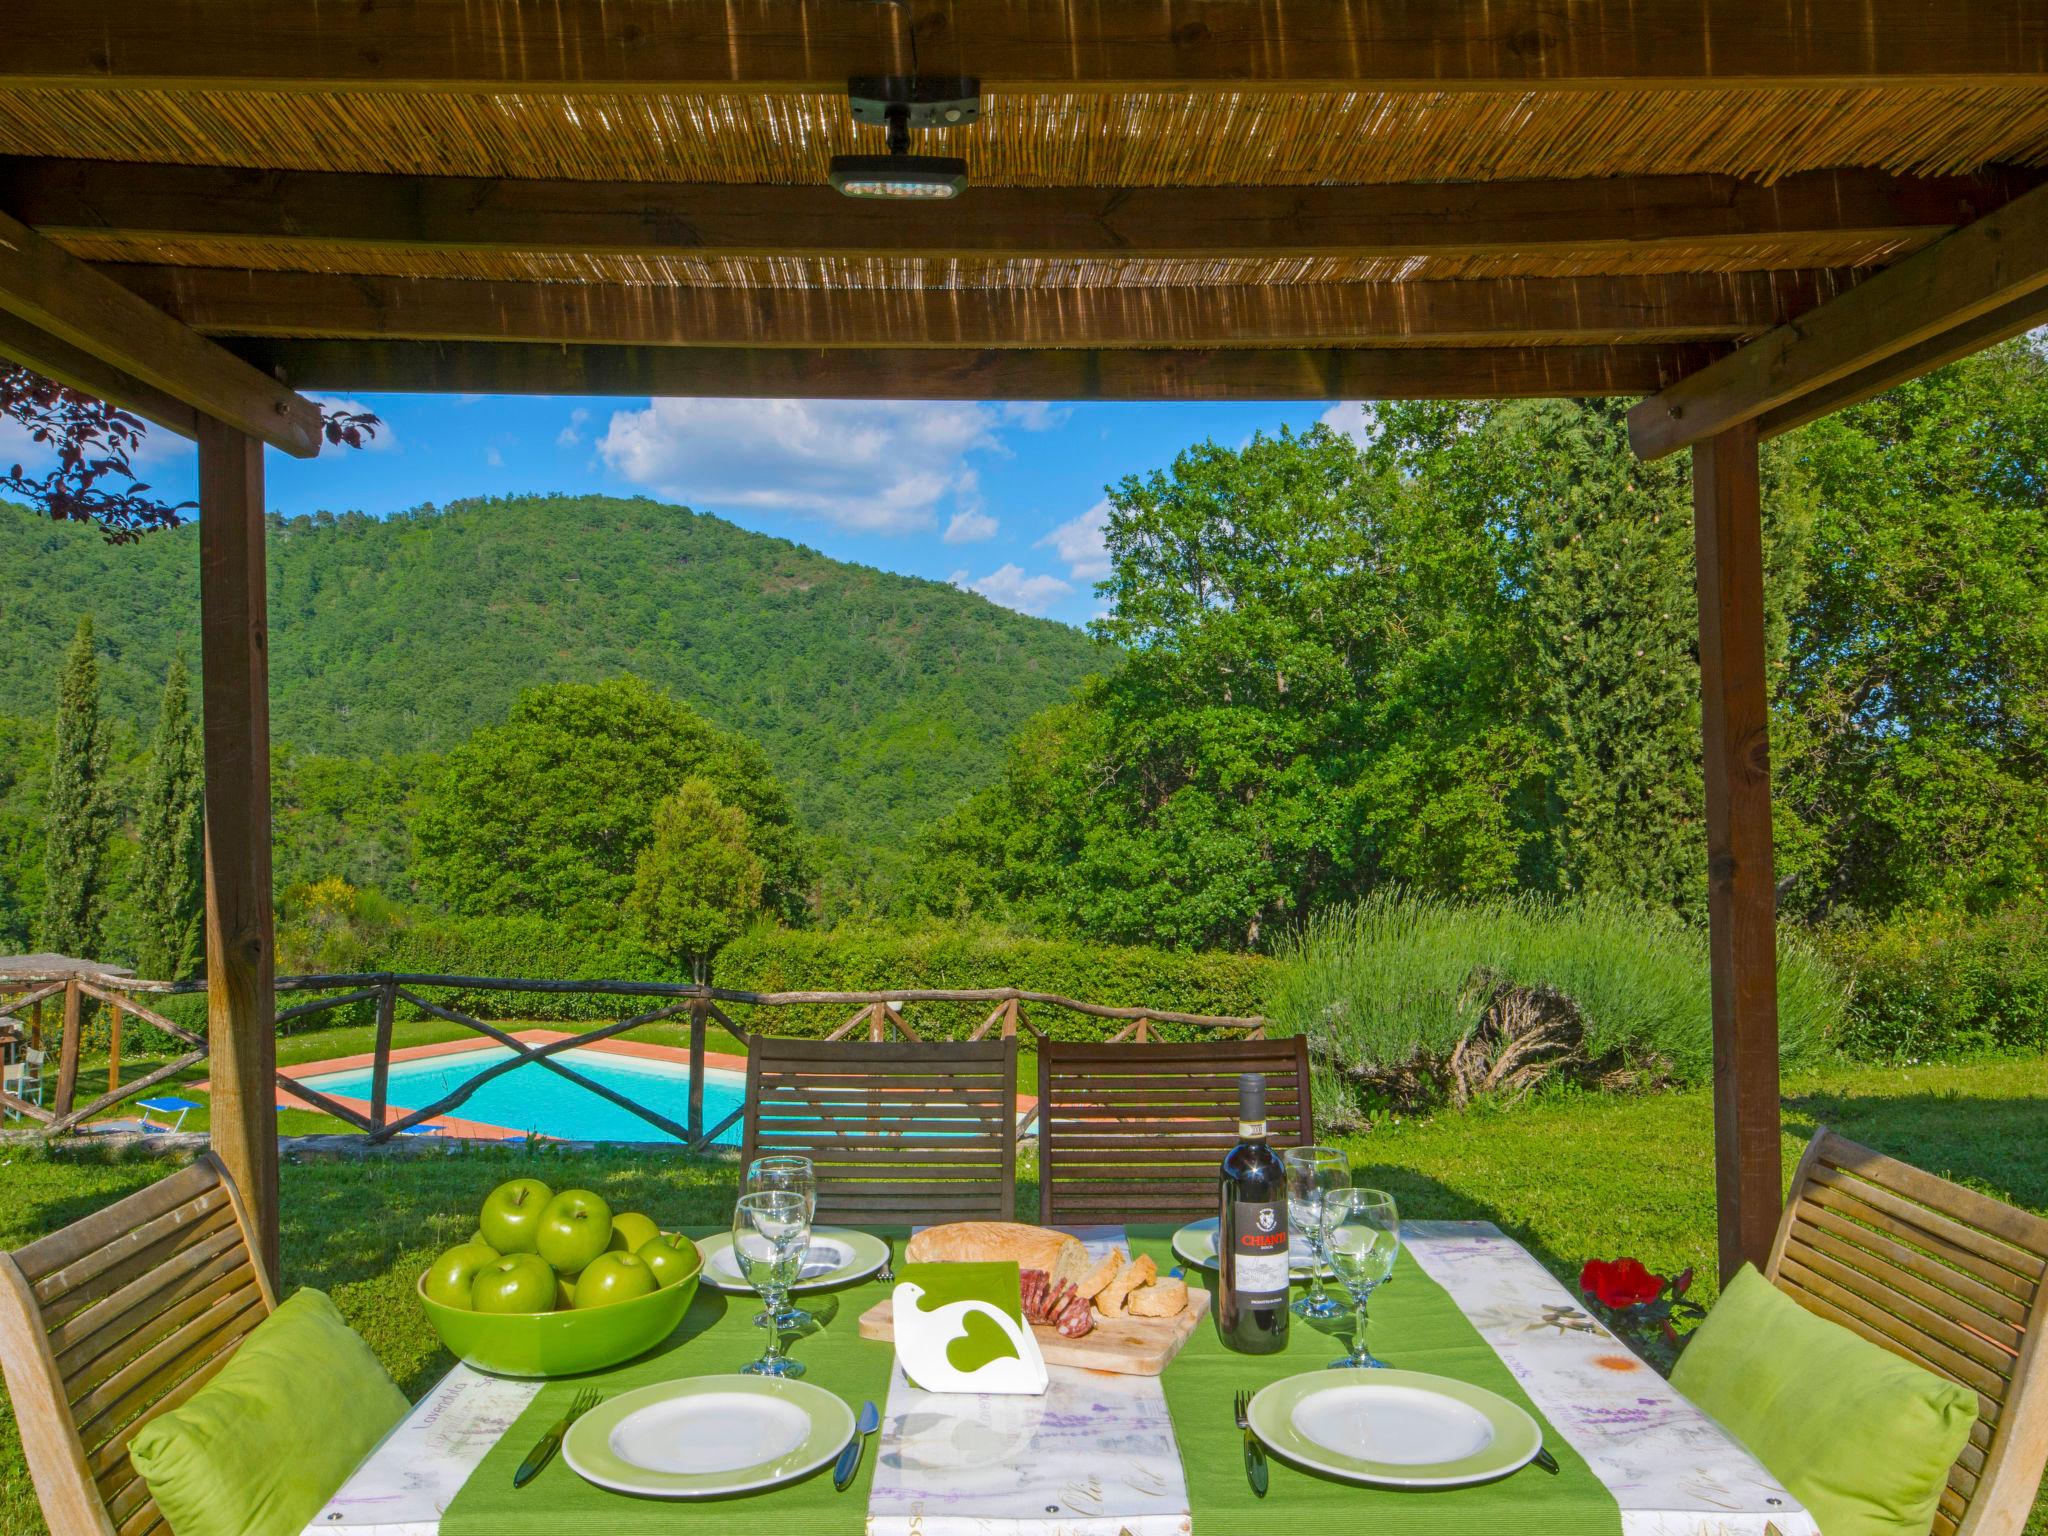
[477,1178,553,1254]
[635,1233,697,1289]
[554,1275,576,1311]
[470,1253,556,1314]
[422,1241,499,1309]
[536,1188,613,1274]
[608,1211,661,1254]
[573,1251,658,1309]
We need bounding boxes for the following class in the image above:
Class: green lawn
[1,1052,2042,1535]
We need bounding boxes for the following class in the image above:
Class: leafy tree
[1,363,377,542]
[911,427,1543,948]
[131,655,206,978]
[38,615,116,956]
[1771,336,2048,917]
[627,778,767,972]
[410,676,811,929]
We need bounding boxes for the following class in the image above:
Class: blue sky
[6,393,1368,629]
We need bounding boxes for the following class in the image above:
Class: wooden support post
[368,982,395,1133]
[1693,422,1784,1284]
[868,1002,888,1043]
[30,997,42,1049]
[1001,999,1019,1040]
[107,1002,121,1093]
[686,999,707,1143]
[199,417,280,1284]
[1134,1016,1151,1044]
[54,979,81,1116]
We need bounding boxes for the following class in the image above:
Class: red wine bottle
[1217,1072,1290,1353]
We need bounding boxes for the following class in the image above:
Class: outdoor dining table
[307,1220,1814,1536]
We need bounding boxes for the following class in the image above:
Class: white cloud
[556,407,591,449]
[0,415,51,474]
[1039,499,1112,581]
[599,399,1001,535]
[953,563,1072,616]
[485,446,504,467]
[999,401,1069,432]
[943,509,999,544]
[1320,401,1378,447]
[307,395,398,453]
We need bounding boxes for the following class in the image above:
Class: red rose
[1580,1257,1666,1309]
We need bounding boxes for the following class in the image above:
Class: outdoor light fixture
[829,76,978,200]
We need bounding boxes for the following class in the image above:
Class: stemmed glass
[1283,1146,1351,1320]
[746,1155,817,1329]
[1326,1187,1400,1369]
[732,1190,810,1378]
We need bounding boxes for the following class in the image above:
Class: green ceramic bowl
[416,1244,701,1378]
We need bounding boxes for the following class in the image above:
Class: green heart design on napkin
[893,1261,1047,1394]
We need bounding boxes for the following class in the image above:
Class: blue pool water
[299,1045,746,1145]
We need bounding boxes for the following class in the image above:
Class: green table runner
[1132,1232,1620,1536]
[442,1240,900,1536]
[442,1226,1620,1536]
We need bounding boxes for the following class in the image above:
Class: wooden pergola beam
[1631,180,2048,459]
[233,338,1722,401]
[106,266,1851,351]
[1755,289,2048,439]
[0,208,322,456]
[3,0,2043,91]
[0,309,198,439]
[6,158,2025,262]
[1692,423,1783,1282]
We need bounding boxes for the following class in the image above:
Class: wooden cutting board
[857,1286,1210,1376]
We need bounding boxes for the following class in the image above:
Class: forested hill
[0,493,1104,850]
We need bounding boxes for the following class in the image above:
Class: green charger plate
[1171,1216,1332,1278]
[563,1375,854,1498]
[695,1226,891,1293]
[1245,1369,1542,1488]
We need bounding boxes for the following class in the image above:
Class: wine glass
[1326,1187,1400,1369]
[746,1156,817,1328]
[1284,1146,1350,1320]
[733,1190,809,1378]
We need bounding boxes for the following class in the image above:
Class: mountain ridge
[0,493,1105,855]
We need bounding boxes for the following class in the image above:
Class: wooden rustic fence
[0,971,1266,1152]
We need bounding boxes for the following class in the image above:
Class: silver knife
[834,1398,880,1491]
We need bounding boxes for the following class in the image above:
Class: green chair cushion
[129,1287,410,1536]
[1672,1263,1976,1536]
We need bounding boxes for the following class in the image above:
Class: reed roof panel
[56,236,1921,292]
[4,85,2048,188]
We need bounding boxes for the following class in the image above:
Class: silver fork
[1234,1390,1268,1497]
[876,1238,896,1285]
[513,1386,602,1488]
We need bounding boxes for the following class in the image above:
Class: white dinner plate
[695,1226,890,1293]
[1170,1216,1331,1277]
[562,1375,854,1498]
[1245,1370,1541,1488]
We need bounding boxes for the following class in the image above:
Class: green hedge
[275,912,1273,1038]
[1820,903,2048,1060]
[712,924,1275,1041]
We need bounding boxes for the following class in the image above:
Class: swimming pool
[297,1044,746,1145]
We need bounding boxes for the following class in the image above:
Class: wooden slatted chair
[741,1037,1018,1225]
[1036,1036,1314,1226]
[0,1153,277,1536]
[1767,1127,2048,1536]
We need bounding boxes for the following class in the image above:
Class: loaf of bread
[905,1222,1092,1289]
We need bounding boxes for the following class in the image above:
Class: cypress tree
[132,654,206,979]
[38,614,116,957]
